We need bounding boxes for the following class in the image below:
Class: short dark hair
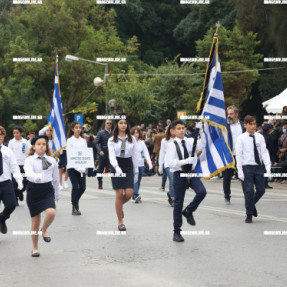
[244,115,256,124]
[158,128,164,133]
[13,125,23,133]
[171,120,185,129]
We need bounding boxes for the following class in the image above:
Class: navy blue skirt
[110,157,134,190]
[26,181,56,217]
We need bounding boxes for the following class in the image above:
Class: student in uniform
[67,121,87,216]
[24,135,60,257]
[130,126,152,203]
[0,126,23,235]
[108,118,138,231]
[8,126,29,204]
[166,120,206,242]
[236,115,271,223]
[58,149,69,190]
[158,124,176,206]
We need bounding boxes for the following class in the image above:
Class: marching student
[130,126,152,203]
[67,121,87,216]
[236,115,271,223]
[8,125,29,204]
[24,135,60,257]
[158,124,176,206]
[108,118,138,231]
[0,126,23,235]
[26,131,36,151]
[166,120,206,242]
[95,119,113,189]
[39,125,53,151]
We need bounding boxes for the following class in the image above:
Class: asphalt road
[1,175,287,287]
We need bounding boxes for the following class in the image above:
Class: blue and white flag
[195,39,234,179]
[49,63,66,155]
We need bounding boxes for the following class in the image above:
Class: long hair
[113,120,132,143]
[27,141,52,157]
[130,126,143,140]
[67,121,83,138]
[165,124,175,141]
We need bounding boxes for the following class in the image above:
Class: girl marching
[24,135,60,257]
[67,121,87,215]
[108,118,138,231]
[130,126,152,203]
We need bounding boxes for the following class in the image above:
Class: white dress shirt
[159,138,174,168]
[230,121,243,155]
[134,139,152,168]
[8,138,28,165]
[166,136,205,173]
[236,131,271,173]
[108,135,138,173]
[24,152,60,191]
[67,136,87,169]
[0,144,22,182]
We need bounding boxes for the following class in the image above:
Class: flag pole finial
[215,21,221,36]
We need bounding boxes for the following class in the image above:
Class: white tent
[263,88,287,113]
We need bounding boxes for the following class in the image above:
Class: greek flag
[49,63,66,155]
[195,39,235,179]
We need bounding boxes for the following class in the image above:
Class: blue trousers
[161,168,167,188]
[173,171,206,232]
[133,166,145,199]
[68,168,86,206]
[165,167,174,198]
[242,165,265,215]
[0,180,17,223]
[97,155,110,185]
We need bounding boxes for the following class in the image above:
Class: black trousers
[222,156,237,199]
[68,168,86,206]
[97,154,110,185]
[0,180,17,223]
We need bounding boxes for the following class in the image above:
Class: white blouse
[24,153,60,191]
[108,135,138,173]
[134,139,152,168]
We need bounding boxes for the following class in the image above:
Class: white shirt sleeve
[158,139,165,167]
[39,126,50,136]
[52,159,60,191]
[235,135,243,173]
[132,136,138,173]
[166,141,183,172]
[10,151,22,180]
[108,138,118,169]
[24,156,42,181]
[143,142,152,168]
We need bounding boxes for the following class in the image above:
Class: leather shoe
[182,208,196,226]
[245,215,252,223]
[253,206,258,217]
[173,232,184,242]
[31,251,40,257]
[41,229,51,243]
[0,221,7,234]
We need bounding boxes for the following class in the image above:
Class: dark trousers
[97,155,110,185]
[173,171,207,232]
[242,165,265,215]
[0,180,17,223]
[68,168,86,206]
[222,156,236,199]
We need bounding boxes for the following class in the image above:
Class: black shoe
[72,205,81,215]
[265,184,273,189]
[0,221,7,234]
[167,192,172,206]
[41,231,51,243]
[182,208,196,226]
[31,251,40,257]
[173,232,184,242]
[245,215,252,223]
[253,206,258,217]
[118,224,126,231]
[18,191,24,201]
